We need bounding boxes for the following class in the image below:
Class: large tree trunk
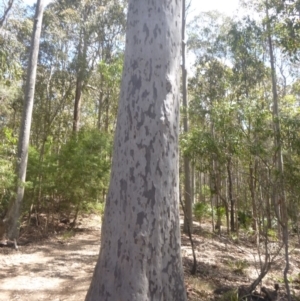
[4,0,45,243]
[85,1,186,300]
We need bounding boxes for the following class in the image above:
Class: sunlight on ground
[0,252,50,265]
[0,275,64,290]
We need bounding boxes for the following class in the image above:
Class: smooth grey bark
[182,0,193,234]
[4,0,45,242]
[85,1,186,301]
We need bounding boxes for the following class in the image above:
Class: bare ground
[0,214,101,301]
[1,214,300,301]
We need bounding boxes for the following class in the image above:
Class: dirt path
[1,214,299,300]
[0,215,101,301]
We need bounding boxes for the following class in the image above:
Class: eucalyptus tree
[187,12,237,231]
[3,0,45,246]
[232,2,299,297]
[0,0,27,131]
[265,1,290,298]
[30,3,76,147]
[0,2,30,222]
[187,12,276,235]
[85,0,187,300]
[0,0,14,27]
[267,0,300,59]
[29,0,125,168]
[186,2,300,297]
[280,87,300,229]
[227,18,269,232]
[93,0,126,132]
[1,0,126,222]
[45,0,126,133]
[95,54,123,132]
[187,54,237,232]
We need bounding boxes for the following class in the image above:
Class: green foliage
[98,55,123,90]
[225,259,249,275]
[193,184,211,204]
[219,289,239,301]
[0,33,24,82]
[0,0,126,223]
[271,0,300,58]
[25,129,112,213]
[193,202,209,223]
[61,230,75,240]
[181,129,224,172]
[234,260,249,274]
[55,129,111,204]
[82,202,105,216]
[225,259,250,274]
[201,185,211,198]
[267,229,278,241]
[216,206,226,220]
[237,211,252,229]
[0,127,17,216]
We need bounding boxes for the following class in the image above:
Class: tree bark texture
[85,1,186,301]
[4,0,45,241]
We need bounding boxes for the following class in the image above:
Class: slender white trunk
[4,0,45,241]
[86,1,186,300]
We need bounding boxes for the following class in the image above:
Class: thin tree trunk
[266,2,291,299]
[105,93,110,132]
[0,0,14,28]
[265,167,272,229]
[73,27,88,132]
[73,77,83,132]
[236,168,240,236]
[191,162,195,204]
[4,0,45,244]
[227,156,235,232]
[249,159,258,231]
[182,0,193,234]
[97,86,104,130]
[85,1,186,300]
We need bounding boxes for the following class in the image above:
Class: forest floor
[0,214,300,301]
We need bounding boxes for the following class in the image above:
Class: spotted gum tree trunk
[85,1,187,300]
